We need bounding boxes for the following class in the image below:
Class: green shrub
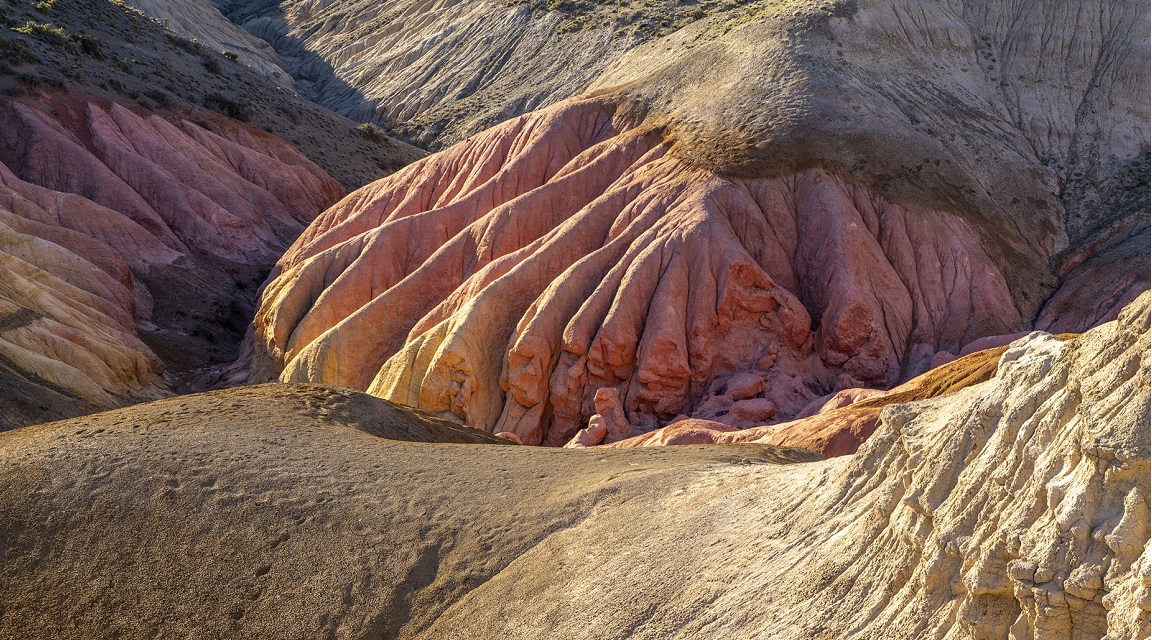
[0,36,38,65]
[356,122,388,142]
[69,32,104,59]
[12,21,68,44]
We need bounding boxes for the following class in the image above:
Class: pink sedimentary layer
[0,95,342,405]
[252,94,1049,447]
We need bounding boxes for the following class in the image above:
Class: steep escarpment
[250,0,1148,447]
[2,294,1145,639]
[0,93,342,429]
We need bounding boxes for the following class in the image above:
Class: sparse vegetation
[356,122,388,143]
[12,20,68,44]
[0,35,38,65]
[143,88,170,107]
[203,92,250,122]
[69,32,103,59]
[0,0,415,187]
[510,0,777,41]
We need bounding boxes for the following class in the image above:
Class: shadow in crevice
[208,0,417,147]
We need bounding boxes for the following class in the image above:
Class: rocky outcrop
[0,94,343,429]
[249,0,1148,446]
[1,294,1145,639]
[606,340,1016,455]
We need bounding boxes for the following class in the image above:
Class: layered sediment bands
[0,95,342,428]
[253,95,1030,445]
[0,98,340,264]
[2,296,1146,638]
[248,0,1148,446]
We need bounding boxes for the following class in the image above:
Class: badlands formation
[0,0,420,428]
[0,0,1146,637]
[251,0,1149,451]
[0,95,338,427]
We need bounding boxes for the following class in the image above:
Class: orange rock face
[0,95,342,426]
[252,94,1038,446]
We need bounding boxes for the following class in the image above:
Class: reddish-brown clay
[0,95,342,416]
[252,94,1039,447]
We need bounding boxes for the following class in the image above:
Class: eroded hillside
[0,94,340,427]
[212,0,785,147]
[0,0,424,428]
[0,0,422,187]
[247,0,1149,448]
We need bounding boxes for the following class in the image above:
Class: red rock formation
[0,98,340,264]
[0,95,342,427]
[253,94,1034,446]
[609,342,1018,455]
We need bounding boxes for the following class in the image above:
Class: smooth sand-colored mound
[0,294,1146,639]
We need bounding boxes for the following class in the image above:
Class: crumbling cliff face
[0,95,342,428]
[248,0,1148,446]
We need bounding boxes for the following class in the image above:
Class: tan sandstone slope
[1,292,1145,638]
[247,0,1149,447]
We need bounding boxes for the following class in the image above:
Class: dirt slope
[0,0,423,188]
[211,0,770,148]
[0,293,1145,639]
